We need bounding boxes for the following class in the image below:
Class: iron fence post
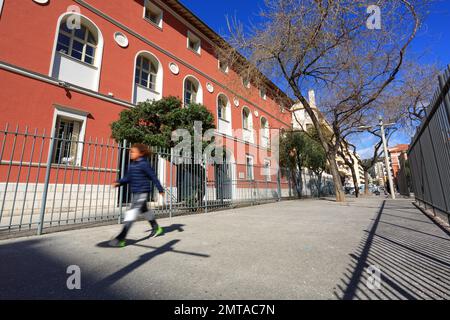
[37,133,56,235]
[118,139,127,224]
[426,124,449,214]
[251,179,255,206]
[169,148,173,218]
[438,70,450,214]
[205,154,208,213]
[277,166,281,201]
[439,69,450,125]
[204,154,208,214]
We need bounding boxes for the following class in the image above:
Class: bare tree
[221,0,424,202]
[382,61,441,133]
[337,140,361,197]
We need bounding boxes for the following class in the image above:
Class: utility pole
[358,117,396,200]
[379,117,396,200]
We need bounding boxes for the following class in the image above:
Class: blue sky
[180,0,450,158]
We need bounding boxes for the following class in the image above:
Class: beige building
[291,90,365,187]
[374,160,387,185]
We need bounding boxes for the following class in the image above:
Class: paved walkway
[0,197,448,299]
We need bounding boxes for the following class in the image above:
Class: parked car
[370,185,381,195]
[344,186,354,194]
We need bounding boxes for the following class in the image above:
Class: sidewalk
[0,197,448,299]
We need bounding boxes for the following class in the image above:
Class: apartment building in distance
[388,144,409,185]
[291,90,364,187]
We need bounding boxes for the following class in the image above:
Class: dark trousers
[116,193,158,240]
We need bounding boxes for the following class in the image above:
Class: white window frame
[242,107,250,130]
[261,117,269,137]
[260,117,270,147]
[187,30,201,55]
[135,55,158,91]
[143,0,163,29]
[217,95,228,121]
[50,106,88,167]
[218,58,229,74]
[182,75,203,107]
[184,78,198,106]
[246,155,254,181]
[260,87,267,100]
[56,22,97,66]
[49,12,104,92]
[131,51,163,104]
[242,77,250,89]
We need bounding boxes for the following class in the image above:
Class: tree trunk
[349,165,359,198]
[327,154,346,202]
[364,170,370,196]
[291,169,302,199]
[317,171,323,198]
[297,168,303,198]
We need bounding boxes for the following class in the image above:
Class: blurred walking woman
[110,144,165,247]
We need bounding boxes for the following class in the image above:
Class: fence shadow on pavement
[334,200,450,300]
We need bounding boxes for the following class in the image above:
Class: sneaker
[109,239,126,247]
[150,226,164,238]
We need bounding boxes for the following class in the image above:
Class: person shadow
[96,223,186,249]
[144,223,185,234]
[88,238,210,298]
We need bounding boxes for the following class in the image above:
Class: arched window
[135,55,158,91]
[217,94,231,135]
[51,13,103,91]
[217,95,228,121]
[261,117,269,134]
[242,77,250,89]
[56,22,97,65]
[133,51,162,103]
[242,107,254,143]
[185,79,197,105]
[260,87,267,100]
[260,117,269,147]
[183,76,202,106]
[242,107,250,130]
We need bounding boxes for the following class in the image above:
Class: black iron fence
[0,125,335,236]
[408,66,450,224]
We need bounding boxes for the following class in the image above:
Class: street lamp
[358,116,396,200]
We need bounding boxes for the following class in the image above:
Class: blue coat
[118,158,164,194]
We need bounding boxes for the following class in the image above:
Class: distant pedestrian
[385,181,391,197]
[109,143,165,247]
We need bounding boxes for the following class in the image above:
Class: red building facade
[0,1,294,227]
[0,0,292,163]
[388,144,409,188]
